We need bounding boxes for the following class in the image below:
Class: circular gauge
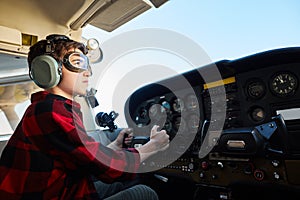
[172,98,184,113]
[173,116,186,132]
[187,114,200,134]
[186,94,198,110]
[148,103,161,118]
[172,135,189,155]
[161,100,171,112]
[246,80,266,99]
[163,119,172,133]
[135,107,150,126]
[139,107,147,119]
[270,72,298,97]
[249,107,265,122]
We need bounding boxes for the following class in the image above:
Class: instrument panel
[124,47,300,198]
[133,90,202,136]
[129,86,203,157]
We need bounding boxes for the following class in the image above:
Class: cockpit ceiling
[0,0,166,36]
[0,0,86,37]
[0,0,168,84]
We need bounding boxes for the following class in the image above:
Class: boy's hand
[115,128,134,148]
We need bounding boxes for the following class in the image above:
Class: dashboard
[124,47,300,199]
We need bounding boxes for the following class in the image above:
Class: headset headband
[46,34,71,42]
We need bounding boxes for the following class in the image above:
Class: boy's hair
[27,35,88,71]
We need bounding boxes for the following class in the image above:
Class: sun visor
[71,0,152,32]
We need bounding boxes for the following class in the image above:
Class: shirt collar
[31,91,81,109]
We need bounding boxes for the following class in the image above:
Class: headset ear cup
[30,55,61,89]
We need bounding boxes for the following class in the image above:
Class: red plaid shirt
[0,91,140,199]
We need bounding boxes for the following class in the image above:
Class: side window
[0,109,13,135]
[0,109,13,155]
[0,84,35,156]
[0,83,40,136]
[0,100,30,136]
[15,100,30,119]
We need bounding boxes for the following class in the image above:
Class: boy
[0,34,169,199]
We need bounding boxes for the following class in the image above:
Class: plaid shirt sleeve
[0,92,141,199]
[23,98,141,182]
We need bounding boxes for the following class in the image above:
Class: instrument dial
[250,107,265,122]
[162,119,172,133]
[187,114,200,134]
[186,94,198,110]
[270,72,298,97]
[174,116,186,132]
[246,79,266,99]
[161,100,171,112]
[149,103,161,118]
[172,98,184,113]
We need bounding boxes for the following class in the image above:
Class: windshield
[82,0,300,127]
[1,1,299,133]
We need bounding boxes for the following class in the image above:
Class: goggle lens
[63,52,92,74]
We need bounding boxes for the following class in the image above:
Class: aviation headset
[29,34,71,89]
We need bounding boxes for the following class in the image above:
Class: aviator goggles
[62,52,92,75]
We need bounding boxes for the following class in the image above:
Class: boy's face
[58,48,91,97]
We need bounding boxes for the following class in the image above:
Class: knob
[201,161,209,170]
[217,161,224,169]
[243,164,253,175]
[273,172,280,180]
[254,169,264,181]
[188,163,194,170]
[199,172,205,179]
[271,160,280,167]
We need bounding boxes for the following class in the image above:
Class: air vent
[285,119,300,153]
[0,26,21,46]
[21,33,38,46]
[0,26,29,55]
